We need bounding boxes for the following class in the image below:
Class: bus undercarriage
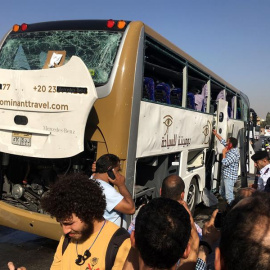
[0,141,97,214]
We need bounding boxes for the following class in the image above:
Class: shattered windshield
[0,30,123,85]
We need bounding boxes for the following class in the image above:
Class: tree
[261,121,266,128]
[266,112,270,125]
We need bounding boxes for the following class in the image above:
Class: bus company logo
[163,115,173,135]
[161,115,191,148]
[202,120,211,144]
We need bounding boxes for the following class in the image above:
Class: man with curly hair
[8,173,131,270]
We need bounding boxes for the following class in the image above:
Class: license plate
[12,132,32,147]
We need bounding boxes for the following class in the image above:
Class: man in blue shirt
[213,129,240,204]
[93,154,135,228]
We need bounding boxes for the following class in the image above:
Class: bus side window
[237,108,241,119]
[187,67,208,111]
[236,96,242,120]
[210,85,225,114]
[225,90,235,118]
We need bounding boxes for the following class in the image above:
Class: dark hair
[41,173,106,224]
[228,187,255,210]
[95,154,120,173]
[161,175,185,201]
[135,197,191,269]
[220,191,270,270]
[228,137,238,148]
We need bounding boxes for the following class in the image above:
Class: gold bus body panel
[87,21,144,165]
[0,201,62,240]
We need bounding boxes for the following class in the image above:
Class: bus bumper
[0,201,62,241]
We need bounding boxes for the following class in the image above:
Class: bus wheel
[187,178,198,215]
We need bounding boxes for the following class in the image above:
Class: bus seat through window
[155,83,171,104]
[143,77,155,101]
[228,107,232,118]
[187,92,195,109]
[170,88,182,106]
[237,108,241,119]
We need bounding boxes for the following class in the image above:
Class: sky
[0,0,269,119]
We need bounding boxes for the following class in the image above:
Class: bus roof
[10,20,131,33]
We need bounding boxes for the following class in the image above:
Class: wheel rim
[187,183,195,210]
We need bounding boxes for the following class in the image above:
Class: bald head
[161,175,185,201]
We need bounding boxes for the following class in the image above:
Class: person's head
[227,137,238,149]
[161,174,185,201]
[95,154,120,174]
[228,187,255,210]
[251,150,270,170]
[41,173,106,242]
[215,191,270,270]
[190,86,200,94]
[132,197,191,269]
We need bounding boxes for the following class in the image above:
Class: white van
[265,125,270,137]
[254,126,260,140]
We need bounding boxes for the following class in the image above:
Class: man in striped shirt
[213,129,240,204]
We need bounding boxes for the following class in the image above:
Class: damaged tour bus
[0,20,251,240]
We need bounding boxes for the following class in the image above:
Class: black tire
[187,178,198,215]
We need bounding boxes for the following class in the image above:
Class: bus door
[215,99,228,154]
[211,99,228,191]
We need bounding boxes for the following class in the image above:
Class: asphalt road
[0,226,57,270]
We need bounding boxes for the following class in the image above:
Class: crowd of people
[7,130,270,270]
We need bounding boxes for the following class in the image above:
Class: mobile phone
[214,211,226,229]
[226,145,232,150]
[107,169,116,180]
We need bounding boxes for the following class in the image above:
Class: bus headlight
[12,184,24,199]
